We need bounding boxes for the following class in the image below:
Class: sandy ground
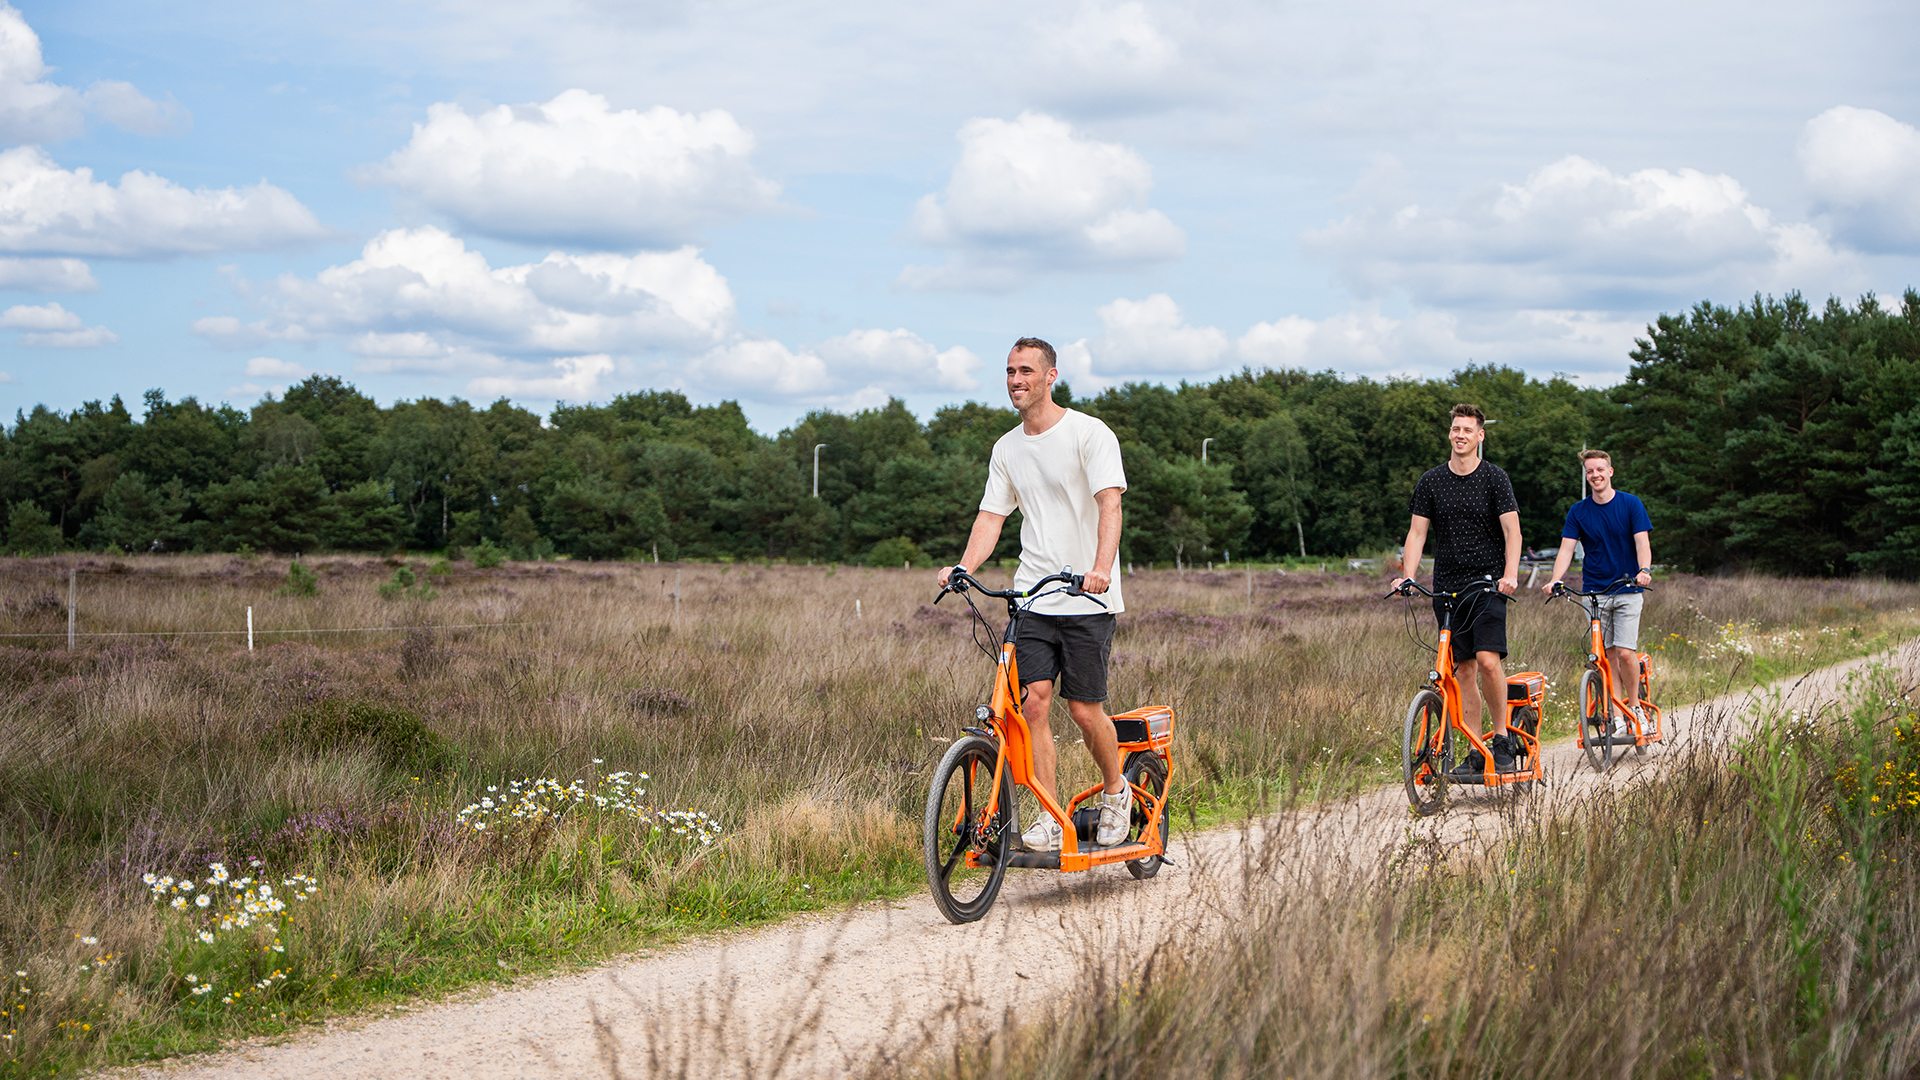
[111,642,1918,1080]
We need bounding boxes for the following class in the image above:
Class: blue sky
[0,0,1916,432]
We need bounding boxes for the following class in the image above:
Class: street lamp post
[813,443,827,498]
[1201,437,1214,464]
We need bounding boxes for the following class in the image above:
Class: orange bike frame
[1416,597,1537,787]
[975,638,1171,872]
[1579,603,1660,744]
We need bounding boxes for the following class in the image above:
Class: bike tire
[923,735,1014,924]
[1509,705,1541,795]
[1579,668,1614,772]
[1402,688,1449,816]
[1122,751,1170,880]
[1635,664,1654,755]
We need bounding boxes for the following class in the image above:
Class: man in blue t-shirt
[1542,449,1653,731]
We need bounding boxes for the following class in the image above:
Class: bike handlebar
[935,566,1108,609]
[1548,574,1649,602]
[1380,577,1518,603]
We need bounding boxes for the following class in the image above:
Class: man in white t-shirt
[935,337,1130,850]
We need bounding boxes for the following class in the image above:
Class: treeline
[2,289,1916,574]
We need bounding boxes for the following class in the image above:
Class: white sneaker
[1095,787,1132,846]
[1017,814,1062,852]
[1628,706,1651,738]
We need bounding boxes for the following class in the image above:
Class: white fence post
[247,606,254,652]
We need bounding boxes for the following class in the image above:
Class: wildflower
[199,931,216,944]
[80,936,97,946]
[196,894,211,908]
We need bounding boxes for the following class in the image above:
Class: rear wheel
[1402,689,1450,816]
[1509,705,1541,794]
[1122,751,1169,879]
[1579,668,1614,772]
[1635,661,1655,754]
[924,736,1013,924]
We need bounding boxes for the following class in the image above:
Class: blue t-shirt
[1562,491,1652,593]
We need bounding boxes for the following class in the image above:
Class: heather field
[1,554,1916,1076]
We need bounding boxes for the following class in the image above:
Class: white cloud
[1801,105,1920,254]
[1061,292,1642,391]
[0,256,95,291]
[0,146,325,258]
[0,299,115,347]
[901,111,1185,290]
[361,89,781,247]
[0,300,80,330]
[195,226,735,355]
[0,3,188,142]
[694,328,982,406]
[245,357,308,378]
[0,370,14,383]
[468,354,616,401]
[1308,154,1858,311]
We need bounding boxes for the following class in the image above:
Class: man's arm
[1082,487,1122,594]
[1392,516,1430,589]
[1542,537,1578,594]
[1497,510,1521,594]
[937,510,1007,587]
[1634,530,1652,588]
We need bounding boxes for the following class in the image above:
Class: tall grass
[922,662,1920,1079]
[0,554,1915,1075]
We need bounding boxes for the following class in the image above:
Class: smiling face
[1584,455,1614,496]
[1448,416,1483,459]
[1005,346,1056,414]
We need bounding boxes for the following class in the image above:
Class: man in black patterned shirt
[1390,403,1524,774]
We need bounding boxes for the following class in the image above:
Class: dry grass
[0,554,1916,1075]
[919,669,1920,1079]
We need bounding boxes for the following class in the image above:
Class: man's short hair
[1579,449,1611,465]
[1011,337,1057,370]
[1449,403,1485,427]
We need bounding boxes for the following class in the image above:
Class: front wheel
[1579,668,1614,773]
[1122,751,1170,879]
[1402,689,1449,816]
[924,736,1013,924]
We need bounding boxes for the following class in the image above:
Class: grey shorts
[1590,592,1644,651]
[1016,613,1115,703]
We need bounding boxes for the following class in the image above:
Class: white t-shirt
[980,409,1128,616]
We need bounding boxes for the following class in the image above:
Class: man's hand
[1389,576,1412,592]
[1498,574,1518,595]
[1082,568,1111,594]
[936,564,964,589]
[1635,569,1652,588]
[1541,577,1563,596]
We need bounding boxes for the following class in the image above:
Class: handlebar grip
[1064,573,1086,595]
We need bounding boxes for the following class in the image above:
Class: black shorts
[1015,613,1115,702]
[1433,589,1508,660]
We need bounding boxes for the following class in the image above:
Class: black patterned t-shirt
[1409,460,1519,592]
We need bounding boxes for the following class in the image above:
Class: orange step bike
[1384,577,1545,815]
[1549,576,1662,772]
[922,566,1175,924]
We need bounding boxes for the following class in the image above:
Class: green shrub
[865,536,927,568]
[284,700,449,772]
[376,565,437,601]
[277,560,320,597]
[468,537,506,569]
[427,559,452,577]
[6,501,64,555]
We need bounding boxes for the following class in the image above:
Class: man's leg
[1607,646,1639,710]
[1066,699,1124,793]
[1454,658,1484,742]
[1477,651,1510,736]
[1024,678,1061,807]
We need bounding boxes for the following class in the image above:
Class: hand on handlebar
[1541,577,1563,597]
[935,563,963,590]
[1080,567,1111,595]
[1498,574,1517,596]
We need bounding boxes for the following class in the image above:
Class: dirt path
[116,644,1918,1080]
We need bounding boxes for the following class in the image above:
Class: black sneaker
[1449,749,1487,777]
[1491,733,1519,773]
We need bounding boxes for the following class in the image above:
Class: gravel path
[112,643,1916,1080]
